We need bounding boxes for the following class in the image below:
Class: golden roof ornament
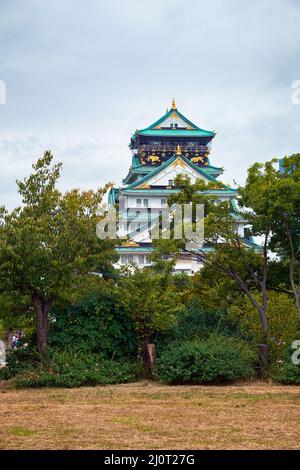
[171,97,176,109]
[148,154,160,163]
[191,156,203,163]
[176,144,182,156]
[121,240,139,247]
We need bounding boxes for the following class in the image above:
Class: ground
[0,381,299,450]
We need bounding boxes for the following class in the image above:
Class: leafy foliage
[49,289,136,359]
[239,155,300,320]
[0,341,39,380]
[2,348,138,388]
[167,299,242,343]
[15,355,138,388]
[119,267,184,360]
[167,173,271,339]
[0,152,117,355]
[230,291,300,365]
[273,346,300,385]
[157,334,257,384]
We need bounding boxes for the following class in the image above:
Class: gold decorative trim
[121,240,139,247]
[170,157,187,169]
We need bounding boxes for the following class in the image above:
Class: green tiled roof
[125,155,229,190]
[108,187,119,205]
[116,246,154,253]
[115,245,214,253]
[134,108,215,138]
[122,188,236,197]
[123,156,223,185]
[137,129,214,137]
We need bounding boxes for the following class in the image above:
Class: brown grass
[0,381,299,449]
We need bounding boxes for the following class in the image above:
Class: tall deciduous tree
[0,151,116,356]
[167,174,271,342]
[240,155,300,322]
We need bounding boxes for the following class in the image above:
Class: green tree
[167,174,271,341]
[240,155,300,321]
[0,292,32,346]
[230,291,299,366]
[0,151,117,357]
[119,267,183,364]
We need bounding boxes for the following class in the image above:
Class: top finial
[171,97,176,109]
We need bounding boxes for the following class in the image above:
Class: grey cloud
[0,0,299,208]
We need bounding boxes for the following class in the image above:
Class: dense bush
[169,300,242,340]
[275,362,300,385]
[49,290,137,358]
[156,334,257,384]
[15,349,139,388]
[4,341,38,376]
[0,367,13,380]
[273,346,300,385]
[155,300,242,354]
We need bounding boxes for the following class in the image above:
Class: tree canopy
[0,151,117,355]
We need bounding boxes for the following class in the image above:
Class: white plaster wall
[159,115,189,128]
[146,165,206,187]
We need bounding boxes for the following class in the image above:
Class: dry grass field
[0,381,299,450]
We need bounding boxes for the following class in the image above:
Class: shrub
[273,346,300,385]
[0,367,14,381]
[5,341,38,376]
[154,300,242,356]
[156,334,257,384]
[49,290,137,359]
[169,299,242,341]
[14,349,139,388]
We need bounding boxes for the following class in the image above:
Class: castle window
[143,199,149,207]
[138,255,144,264]
[174,123,178,128]
[136,198,141,207]
[170,123,174,128]
[168,180,174,187]
[161,198,167,207]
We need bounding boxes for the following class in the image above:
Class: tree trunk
[287,231,300,323]
[258,343,269,376]
[5,328,13,350]
[145,343,156,374]
[31,293,52,357]
[294,289,300,324]
[137,336,153,370]
[232,271,269,340]
[290,270,300,324]
[259,306,269,341]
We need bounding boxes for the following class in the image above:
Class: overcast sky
[0,0,300,209]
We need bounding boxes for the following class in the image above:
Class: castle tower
[108,100,249,274]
